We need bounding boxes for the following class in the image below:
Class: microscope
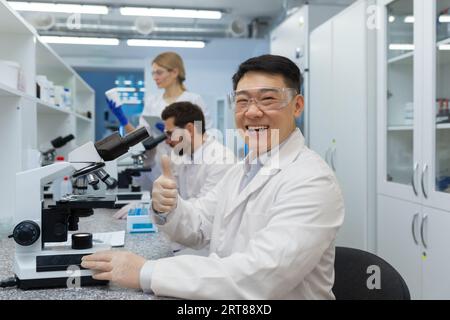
[116,134,166,201]
[11,127,151,290]
[40,134,75,166]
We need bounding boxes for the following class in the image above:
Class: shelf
[388,124,450,131]
[36,99,72,115]
[388,52,413,65]
[437,37,450,47]
[0,82,26,98]
[388,126,413,131]
[437,123,450,129]
[73,112,93,123]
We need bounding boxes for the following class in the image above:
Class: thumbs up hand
[152,155,178,213]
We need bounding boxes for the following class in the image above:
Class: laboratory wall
[76,69,144,140]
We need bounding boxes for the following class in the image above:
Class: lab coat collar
[176,134,211,164]
[225,128,305,219]
[244,128,304,174]
[192,134,213,163]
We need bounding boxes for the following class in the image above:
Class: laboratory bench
[0,209,174,300]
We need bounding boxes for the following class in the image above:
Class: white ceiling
[10,0,356,66]
[14,0,357,22]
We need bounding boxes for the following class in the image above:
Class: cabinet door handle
[420,214,428,249]
[330,147,336,172]
[411,213,419,245]
[411,162,419,196]
[421,164,429,199]
[325,148,330,165]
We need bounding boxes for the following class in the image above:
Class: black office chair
[332,246,410,300]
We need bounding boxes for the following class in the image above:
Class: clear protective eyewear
[228,87,298,113]
[151,68,172,77]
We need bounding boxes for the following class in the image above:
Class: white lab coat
[167,135,236,255]
[136,91,212,190]
[172,135,236,202]
[149,129,345,299]
[140,91,212,130]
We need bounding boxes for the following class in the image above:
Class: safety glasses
[228,87,298,113]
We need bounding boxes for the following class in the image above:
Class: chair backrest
[332,246,410,300]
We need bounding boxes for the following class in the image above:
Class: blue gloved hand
[155,122,165,133]
[105,89,128,126]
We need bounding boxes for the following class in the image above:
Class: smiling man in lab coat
[82,54,345,299]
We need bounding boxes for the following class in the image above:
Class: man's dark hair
[232,54,303,93]
[161,101,206,134]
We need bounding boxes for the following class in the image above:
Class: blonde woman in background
[106,52,212,190]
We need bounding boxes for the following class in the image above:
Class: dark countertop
[0,209,174,300]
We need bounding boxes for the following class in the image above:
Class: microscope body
[13,160,111,290]
[13,127,151,290]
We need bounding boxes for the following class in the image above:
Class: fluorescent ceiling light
[127,39,205,48]
[439,44,450,50]
[8,1,108,14]
[120,7,222,20]
[404,16,415,23]
[41,36,119,45]
[389,44,414,51]
[389,15,396,23]
[439,15,450,23]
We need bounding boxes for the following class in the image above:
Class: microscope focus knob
[13,220,41,246]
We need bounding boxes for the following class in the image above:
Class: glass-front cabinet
[422,0,450,210]
[386,0,415,186]
[378,0,450,210]
[378,0,450,300]
[378,0,422,202]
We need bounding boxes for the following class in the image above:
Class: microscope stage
[56,194,117,209]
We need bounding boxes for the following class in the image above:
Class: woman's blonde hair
[152,52,186,91]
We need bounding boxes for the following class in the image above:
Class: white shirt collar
[243,129,297,174]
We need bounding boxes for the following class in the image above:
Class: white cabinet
[309,20,334,162]
[378,195,450,299]
[0,0,95,227]
[270,4,346,144]
[310,0,377,251]
[421,206,450,299]
[377,0,450,299]
[377,195,422,299]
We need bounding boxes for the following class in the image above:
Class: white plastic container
[0,60,20,90]
[54,85,65,108]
